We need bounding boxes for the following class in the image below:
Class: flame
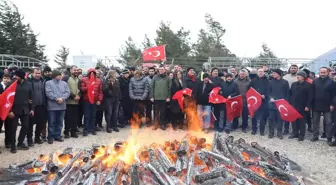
[26,167,41,174]
[184,99,203,132]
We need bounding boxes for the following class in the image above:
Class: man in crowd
[268,69,289,139]
[210,67,224,131]
[65,65,80,138]
[233,69,250,133]
[249,68,269,136]
[151,65,171,130]
[5,69,34,153]
[145,67,155,125]
[119,70,132,127]
[80,68,103,136]
[0,73,11,134]
[95,70,104,130]
[289,71,312,141]
[27,68,46,145]
[220,73,239,133]
[45,70,70,144]
[311,67,334,145]
[194,73,215,133]
[283,64,298,135]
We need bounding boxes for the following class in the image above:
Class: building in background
[309,47,336,73]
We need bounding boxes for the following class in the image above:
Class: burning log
[58,149,83,177]
[197,149,233,166]
[84,173,96,185]
[251,142,285,169]
[47,153,59,174]
[58,147,74,159]
[186,152,195,185]
[57,162,81,185]
[274,151,302,171]
[148,148,175,185]
[194,167,227,184]
[211,132,219,152]
[145,163,168,185]
[177,139,189,157]
[157,147,176,173]
[104,161,124,185]
[130,164,140,185]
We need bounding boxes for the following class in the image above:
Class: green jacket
[66,76,81,105]
[151,74,171,100]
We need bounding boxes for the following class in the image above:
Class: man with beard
[143,67,149,76]
[119,70,132,127]
[268,69,289,139]
[311,67,334,146]
[249,68,269,136]
[5,69,35,153]
[151,65,171,130]
[145,67,155,125]
[288,71,312,141]
[64,65,80,138]
[27,68,46,146]
[283,64,299,135]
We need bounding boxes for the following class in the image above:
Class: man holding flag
[248,68,269,136]
[288,71,312,141]
[2,69,34,153]
[268,69,290,139]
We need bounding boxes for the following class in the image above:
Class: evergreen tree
[54,45,70,69]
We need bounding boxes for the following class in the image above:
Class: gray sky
[11,0,336,67]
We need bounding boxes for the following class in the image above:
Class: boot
[310,137,318,142]
[27,139,34,147]
[106,128,112,133]
[71,132,78,138]
[283,130,289,135]
[327,138,335,146]
[298,137,304,141]
[17,143,29,150]
[113,127,119,132]
[35,138,43,144]
[277,132,283,140]
[10,146,17,153]
[321,133,326,138]
[251,130,257,135]
[268,132,274,138]
[288,134,298,139]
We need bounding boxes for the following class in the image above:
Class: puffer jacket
[80,70,103,103]
[129,76,149,100]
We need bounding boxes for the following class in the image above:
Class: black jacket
[210,76,224,87]
[194,81,215,106]
[9,80,35,115]
[290,81,313,114]
[220,81,239,98]
[103,79,121,102]
[328,80,336,107]
[267,78,289,110]
[249,76,269,107]
[119,76,131,102]
[312,77,332,112]
[184,75,197,93]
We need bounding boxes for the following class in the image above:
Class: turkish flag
[172,88,192,111]
[87,73,95,104]
[0,81,17,120]
[209,87,226,104]
[226,95,243,121]
[246,87,262,117]
[142,45,166,61]
[274,99,303,122]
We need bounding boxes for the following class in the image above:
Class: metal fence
[0,54,45,70]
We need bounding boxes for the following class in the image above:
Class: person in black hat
[118,69,133,127]
[268,68,289,139]
[288,71,313,141]
[5,69,35,153]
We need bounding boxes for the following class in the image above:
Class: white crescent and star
[231,101,238,110]
[146,50,160,57]
[5,92,15,108]
[247,96,257,107]
[278,105,288,116]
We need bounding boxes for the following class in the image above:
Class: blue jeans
[48,110,66,140]
[197,105,212,129]
[83,102,97,133]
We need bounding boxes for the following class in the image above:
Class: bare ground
[0,126,335,185]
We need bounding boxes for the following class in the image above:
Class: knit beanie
[15,69,25,79]
[211,67,218,74]
[273,69,282,76]
[52,70,62,78]
[43,66,52,73]
[297,70,307,78]
[186,67,194,73]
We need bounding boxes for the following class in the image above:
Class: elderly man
[45,70,70,144]
[233,69,250,133]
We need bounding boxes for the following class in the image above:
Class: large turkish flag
[142,45,166,61]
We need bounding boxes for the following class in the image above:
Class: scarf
[188,74,196,82]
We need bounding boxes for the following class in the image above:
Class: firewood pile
[0,132,307,185]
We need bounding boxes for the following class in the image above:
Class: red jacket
[80,77,103,103]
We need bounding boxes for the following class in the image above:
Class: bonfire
[0,103,306,185]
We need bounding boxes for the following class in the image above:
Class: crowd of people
[0,63,335,154]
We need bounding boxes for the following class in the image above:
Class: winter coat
[145,75,155,100]
[328,80,336,107]
[45,79,70,111]
[170,79,184,113]
[267,78,289,110]
[129,76,149,100]
[290,81,313,115]
[80,76,103,103]
[234,77,250,104]
[119,76,130,102]
[249,76,269,108]
[312,77,332,112]
[184,75,197,93]
[103,78,121,102]
[66,76,81,105]
[210,76,224,87]
[151,74,171,100]
[194,81,215,106]
[220,81,239,98]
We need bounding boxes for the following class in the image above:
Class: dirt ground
[0,126,335,185]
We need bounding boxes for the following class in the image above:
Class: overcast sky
[11,0,336,67]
